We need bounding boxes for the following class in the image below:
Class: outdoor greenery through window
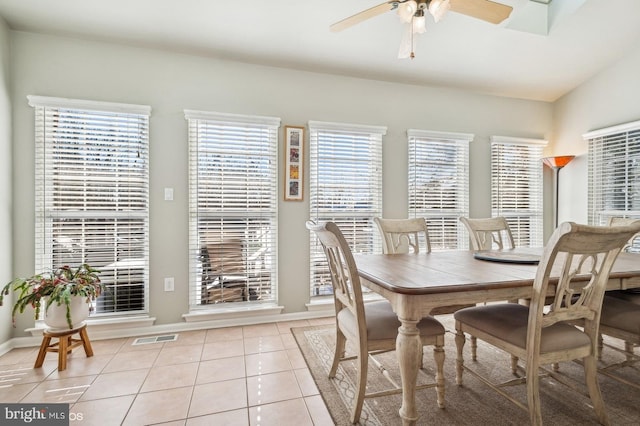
[186,110,279,307]
[308,120,385,297]
[408,129,472,250]
[29,95,150,316]
[490,136,545,247]
[584,120,640,252]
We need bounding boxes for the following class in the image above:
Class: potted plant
[0,264,104,330]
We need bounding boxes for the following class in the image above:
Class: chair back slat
[374,217,431,254]
[460,216,515,251]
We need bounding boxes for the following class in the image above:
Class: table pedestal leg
[397,317,421,426]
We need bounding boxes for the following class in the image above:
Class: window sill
[306,296,334,312]
[25,315,156,337]
[306,292,384,312]
[182,304,284,323]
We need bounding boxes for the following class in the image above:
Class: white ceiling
[0,0,640,102]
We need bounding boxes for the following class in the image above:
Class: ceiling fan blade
[449,0,513,24]
[330,1,397,33]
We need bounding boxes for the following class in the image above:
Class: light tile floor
[0,317,337,426]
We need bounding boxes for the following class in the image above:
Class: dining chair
[459,216,515,251]
[595,217,640,386]
[459,216,516,360]
[454,221,640,425]
[307,220,446,424]
[375,217,473,317]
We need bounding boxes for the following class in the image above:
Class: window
[309,120,385,296]
[490,136,545,247]
[28,96,150,316]
[186,110,279,308]
[408,130,472,250]
[584,121,640,252]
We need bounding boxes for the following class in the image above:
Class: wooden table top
[355,249,640,296]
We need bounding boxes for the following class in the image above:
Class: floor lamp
[542,155,575,229]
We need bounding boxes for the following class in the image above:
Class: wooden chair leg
[470,336,478,361]
[455,325,466,386]
[583,355,610,425]
[330,329,346,378]
[433,342,446,408]
[598,333,604,361]
[510,355,519,374]
[526,363,543,426]
[351,351,368,424]
[34,336,52,368]
[624,341,634,362]
[58,334,69,371]
[79,326,94,357]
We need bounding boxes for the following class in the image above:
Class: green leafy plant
[0,264,103,329]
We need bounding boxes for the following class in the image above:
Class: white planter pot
[44,296,91,330]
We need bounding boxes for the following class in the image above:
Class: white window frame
[408,129,472,250]
[28,95,151,317]
[308,120,385,297]
[490,136,546,247]
[584,120,640,227]
[185,110,280,310]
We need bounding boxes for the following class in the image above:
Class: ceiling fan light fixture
[397,0,418,23]
[412,13,427,34]
[428,0,450,23]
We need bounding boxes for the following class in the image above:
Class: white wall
[553,39,640,225]
[0,18,12,344]
[8,30,552,336]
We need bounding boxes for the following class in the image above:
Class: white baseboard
[1,308,334,354]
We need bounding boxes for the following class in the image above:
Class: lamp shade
[398,0,418,22]
[542,155,575,169]
[413,15,427,34]
[429,0,450,23]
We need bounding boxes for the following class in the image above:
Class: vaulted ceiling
[0,0,639,101]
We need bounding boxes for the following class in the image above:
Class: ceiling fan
[331,0,513,59]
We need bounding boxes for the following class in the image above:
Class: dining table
[354,247,640,426]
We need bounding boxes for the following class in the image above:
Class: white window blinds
[584,121,640,235]
[186,110,280,307]
[308,120,385,296]
[408,130,472,250]
[28,95,150,316]
[490,136,545,247]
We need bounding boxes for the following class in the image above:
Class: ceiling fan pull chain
[410,15,416,59]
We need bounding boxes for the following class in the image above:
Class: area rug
[292,315,640,426]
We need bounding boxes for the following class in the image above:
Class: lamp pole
[542,156,575,229]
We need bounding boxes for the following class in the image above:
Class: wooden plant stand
[34,324,94,371]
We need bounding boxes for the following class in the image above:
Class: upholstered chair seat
[601,296,640,336]
[455,303,591,354]
[606,289,640,304]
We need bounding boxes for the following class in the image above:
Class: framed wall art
[284,125,304,201]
